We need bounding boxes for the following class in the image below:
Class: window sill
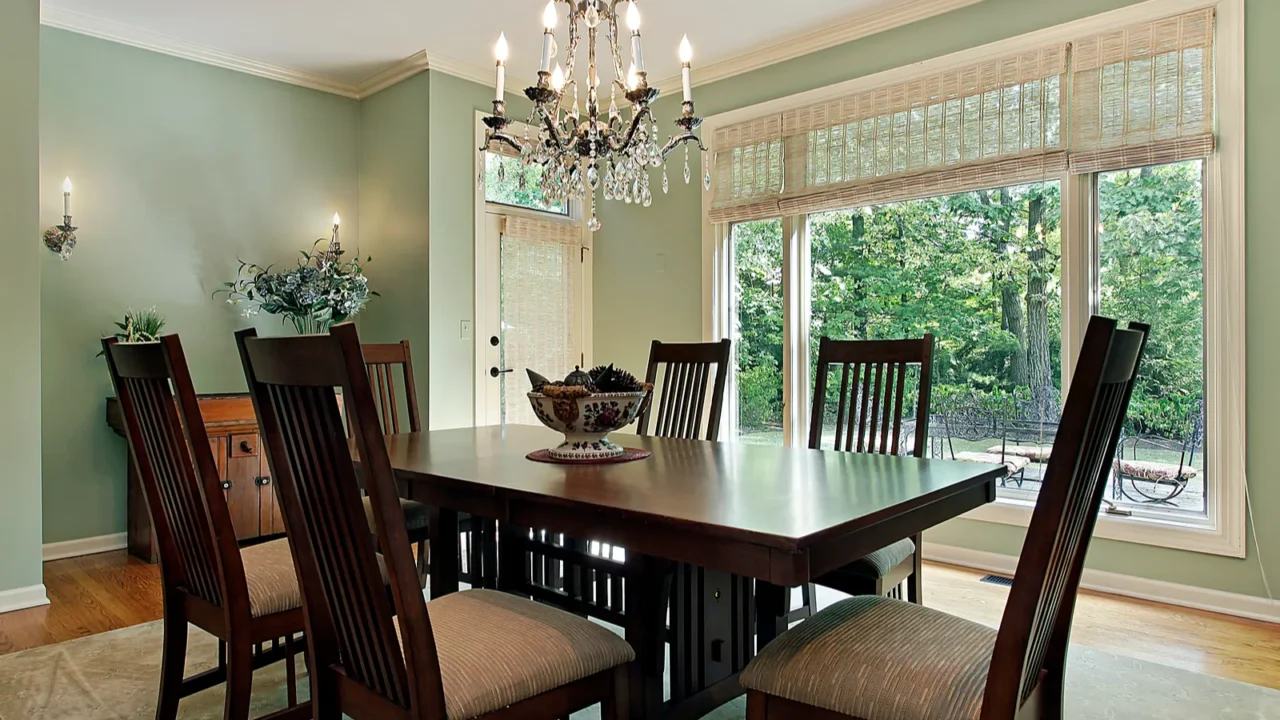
[961,497,1243,558]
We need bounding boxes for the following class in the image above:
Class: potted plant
[216,239,376,334]
[98,307,166,354]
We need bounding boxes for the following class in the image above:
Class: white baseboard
[924,542,1280,624]
[42,533,128,562]
[0,584,50,614]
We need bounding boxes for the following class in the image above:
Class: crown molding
[355,50,431,97]
[651,0,984,95]
[40,5,363,98]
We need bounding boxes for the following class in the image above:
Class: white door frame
[473,111,593,426]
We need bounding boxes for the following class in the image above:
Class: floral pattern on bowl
[527,390,651,460]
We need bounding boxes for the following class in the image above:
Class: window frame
[700,0,1245,558]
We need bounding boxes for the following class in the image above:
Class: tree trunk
[1025,194,1054,402]
[851,212,869,339]
[991,189,1028,387]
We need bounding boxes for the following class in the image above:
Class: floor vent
[979,574,1015,587]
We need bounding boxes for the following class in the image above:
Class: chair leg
[907,535,923,605]
[223,640,254,720]
[746,691,769,719]
[154,602,188,720]
[600,664,628,720]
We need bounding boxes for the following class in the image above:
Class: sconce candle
[63,177,73,218]
[44,176,78,260]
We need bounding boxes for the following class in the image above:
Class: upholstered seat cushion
[240,539,302,618]
[399,589,634,719]
[741,596,998,720]
[986,444,1054,462]
[822,537,915,581]
[363,496,431,534]
[954,451,1031,476]
[1114,458,1199,482]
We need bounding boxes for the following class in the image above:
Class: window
[704,0,1244,556]
[485,152,567,215]
[808,181,1062,502]
[730,219,785,445]
[1098,160,1206,517]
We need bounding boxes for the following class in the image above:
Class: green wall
[40,28,361,544]
[0,0,44,594]
[593,0,1279,599]
[358,73,432,416]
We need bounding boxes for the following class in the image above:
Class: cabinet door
[257,452,288,537]
[226,434,263,540]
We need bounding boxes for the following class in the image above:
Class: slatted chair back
[637,339,732,441]
[983,317,1149,718]
[359,341,421,434]
[809,336,933,457]
[101,336,245,615]
[237,324,446,717]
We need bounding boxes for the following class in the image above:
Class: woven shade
[500,216,583,425]
[709,46,1067,223]
[710,115,786,221]
[1070,8,1215,173]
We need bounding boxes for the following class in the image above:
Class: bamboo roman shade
[500,216,583,425]
[708,7,1217,222]
[1069,8,1215,173]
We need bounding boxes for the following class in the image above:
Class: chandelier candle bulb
[679,35,693,103]
[62,177,72,217]
[540,1,557,72]
[551,64,566,92]
[626,3,645,73]
[331,213,340,249]
[494,33,508,101]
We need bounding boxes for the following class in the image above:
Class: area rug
[1,620,1276,719]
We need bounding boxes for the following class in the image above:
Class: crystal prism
[662,167,669,194]
[588,216,602,232]
[497,162,506,183]
[684,161,692,184]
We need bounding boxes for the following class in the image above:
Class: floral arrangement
[216,240,376,334]
[98,307,166,355]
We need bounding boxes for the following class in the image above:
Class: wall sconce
[43,177,77,261]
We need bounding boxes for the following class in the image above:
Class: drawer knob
[239,440,254,453]
[221,481,232,491]
[255,476,271,487]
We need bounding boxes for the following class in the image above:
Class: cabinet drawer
[231,434,260,458]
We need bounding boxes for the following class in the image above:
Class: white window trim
[473,111,593,427]
[700,0,1246,558]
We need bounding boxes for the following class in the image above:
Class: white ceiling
[41,0,922,91]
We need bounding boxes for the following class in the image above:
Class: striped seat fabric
[741,596,999,720]
[239,539,301,618]
[400,589,635,719]
[838,537,915,578]
[362,496,432,532]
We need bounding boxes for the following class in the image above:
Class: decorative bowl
[527,389,651,460]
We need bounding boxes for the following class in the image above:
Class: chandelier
[481,0,707,231]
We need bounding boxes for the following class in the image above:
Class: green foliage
[215,240,378,334]
[485,153,566,214]
[100,307,166,353]
[731,160,1206,440]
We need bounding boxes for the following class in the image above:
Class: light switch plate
[460,320,473,340]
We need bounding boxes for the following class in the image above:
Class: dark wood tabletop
[374,424,1002,586]
[371,424,1002,720]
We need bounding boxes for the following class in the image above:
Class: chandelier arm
[608,105,653,153]
[660,132,708,158]
[605,14,626,89]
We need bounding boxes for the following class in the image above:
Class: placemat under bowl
[526,448,652,465]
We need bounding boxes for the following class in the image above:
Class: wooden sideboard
[106,393,285,563]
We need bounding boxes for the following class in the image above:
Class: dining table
[367,424,1003,720]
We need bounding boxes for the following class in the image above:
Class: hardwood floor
[2,552,1277,692]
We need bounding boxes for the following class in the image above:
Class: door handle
[490,367,514,378]
[490,335,500,347]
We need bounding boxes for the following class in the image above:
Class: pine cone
[589,364,643,393]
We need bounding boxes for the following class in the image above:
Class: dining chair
[740,317,1149,720]
[801,335,933,617]
[101,335,308,720]
[237,323,635,720]
[357,341,432,585]
[637,339,733,440]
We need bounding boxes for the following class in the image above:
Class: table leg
[754,582,789,649]
[497,522,530,598]
[625,554,674,719]
[428,506,459,599]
